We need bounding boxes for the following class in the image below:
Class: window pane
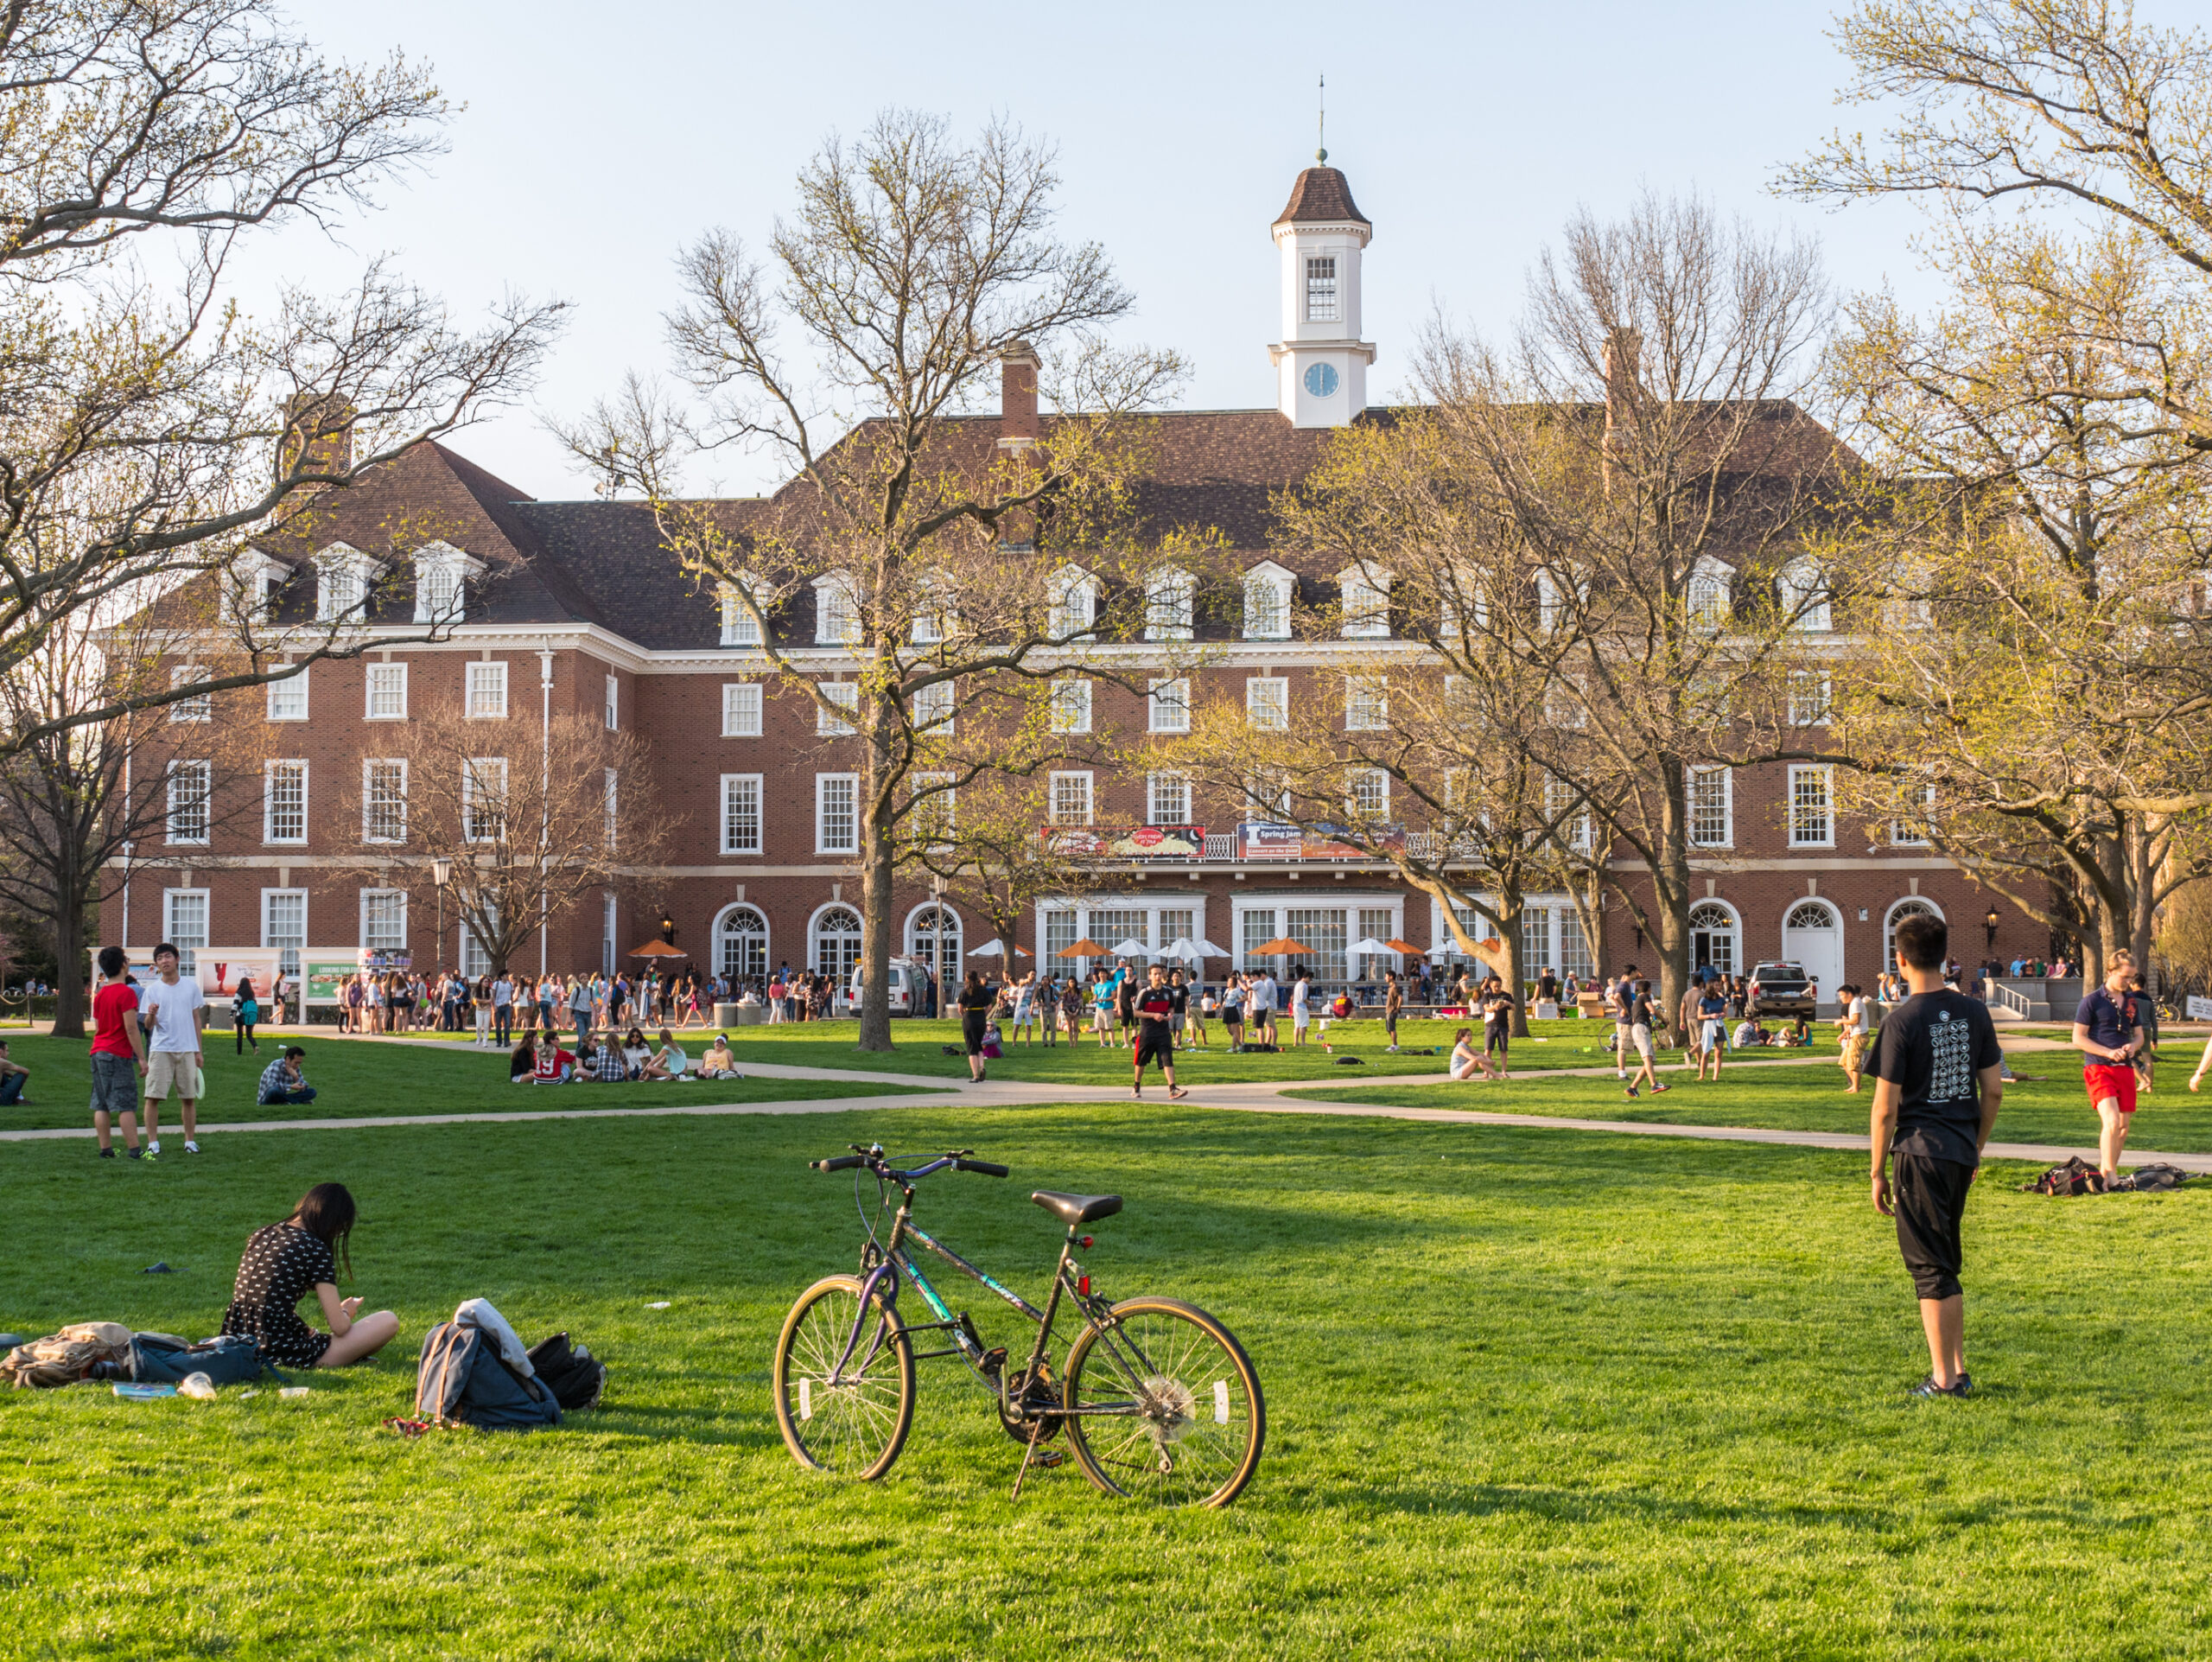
[1147,772,1189,825]
[1247,678,1287,729]
[265,761,306,844]
[1285,907,1347,984]
[267,665,308,721]
[818,775,857,853]
[1149,678,1190,733]
[164,891,207,975]
[363,890,407,952]
[1050,772,1092,825]
[1306,255,1338,323]
[722,683,762,737]
[365,761,407,844]
[723,775,761,854]
[467,662,506,718]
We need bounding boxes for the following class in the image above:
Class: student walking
[2072,951,2147,1184]
[232,974,262,1055]
[1837,984,1872,1093]
[957,970,995,1083]
[137,942,206,1157]
[1694,982,1729,1081]
[1382,970,1404,1053]
[1608,966,1637,1081]
[1130,966,1188,1100]
[1868,912,2005,1398]
[1622,979,1666,1099]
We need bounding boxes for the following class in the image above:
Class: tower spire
[1316,73,1326,163]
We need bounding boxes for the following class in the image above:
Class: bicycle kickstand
[1011,1417,1052,1500]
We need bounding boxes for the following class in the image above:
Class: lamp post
[1985,907,1999,952]
[660,912,676,946]
[433,856,454,973]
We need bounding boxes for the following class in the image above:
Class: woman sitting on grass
[698,1034,739,1079]
[507,1036,537,1083]
[1449,1026,1498,1082]
[620,1027,652,1079]
[219,1182,398,1368]
[645,1028,688,1079]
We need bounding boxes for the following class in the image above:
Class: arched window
[1779,558,1831,632]
[1883,899,1943,975]
[715,904,769,986]
[1243,564,1294,640]
[908,904,963,991]
[1688,901,1739,977]
[1687,557,1731,632]
[810,904,864,984]
[1337,564,1392,638]
[1048,564,1097,639]
[1144,570,1193,641]
[1781,899,1843,1002]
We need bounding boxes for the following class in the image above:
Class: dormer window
[720,578,764,646]
[1243,563,1294,640]
[411,541,483,626]
[1145,569,1193,641]
[813,573,861,646]
[313,542,381,626]
[1780,558,1831,632]
[226,552,287,624]
[1687,557,1732,633]
[1048,564,1097,640]
[1306,256,1338,323]
[1338,564,1392,638]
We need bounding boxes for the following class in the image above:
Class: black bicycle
[772,1143,1264,1507]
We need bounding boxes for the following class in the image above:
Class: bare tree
[330,703,672,977]
[0,0,563,750]
[557,111,1191,1050]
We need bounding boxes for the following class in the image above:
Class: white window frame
[1049,679,1093,735]
[165,760,211,846]
[603,766,618,850]
[462,756,507,844]
[816,773,860,856]
[604,673,620,730]
[1789,764,1835,849]
[1243,565,1294,641]
[911,678,955,735]
[1305,254,1338,323]
[263,759,308,846]
[1148,677,1191,734]
[1347,766,1389,818]
[912,771,956,844]
[314,544,378,626]
[719,578,765,647]
[362,759,408,844]
[265,663,308,722]
[168,665,211,723]
[1338,565,1392,639]
[721,773,763,856]
[1144,570,1194,641]
[817,681,859,735]
[365,662,409,721]
[1687,557,1732,632]
[410,542,480,625]
[1787,670,1833,728]
[1147,771,1190,827]
[261,888,306,978]
[721,682,763,738]
[813,573,861,646]
[1891,783,1937,847]
[1050,770,1094,827]
[466,660,508,720]
[1687,766,1734,850]
[1344,674,1388,731]
[163,888,209,975]
[1048,564,1097,639]
[360,888,408,954]
[1782,559,1832,632]
[1246,677,1288,730]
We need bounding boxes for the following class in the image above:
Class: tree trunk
[1499,890,1530,1039]
[1651,780,1694,1046]
[50,901,86,1037]
[856,726,896,1053]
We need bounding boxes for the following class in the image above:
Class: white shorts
[1630,1023,1654,1057]
[1292,1011,1310,1030]
[143,1052,202,1100]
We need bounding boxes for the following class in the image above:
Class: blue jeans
[0,1070,24,1105]
[494,1004,512,1046]
[258,1086,317,1105]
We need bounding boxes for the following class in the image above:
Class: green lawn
[0,1031,927,1133]
[4,1094,2211,1657]
[1289,1040,2212,1153]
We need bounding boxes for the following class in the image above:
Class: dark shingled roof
[1274,166,1370,230]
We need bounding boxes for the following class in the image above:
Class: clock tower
[1269,156,1374,427]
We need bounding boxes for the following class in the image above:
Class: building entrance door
[1781,900,1844,1009]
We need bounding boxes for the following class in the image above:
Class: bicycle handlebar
[810,1149,1007,1179]
[811,1155,865,1172]
[955,1158,1008,1178]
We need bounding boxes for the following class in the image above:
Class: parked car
[1745,961,1816,1022]
[839,958,924,1017]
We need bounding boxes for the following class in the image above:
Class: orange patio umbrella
[1055,938,1109,958]
[1384,939,1425,956]
[1250,937,1314,956]
[628,939,689,958]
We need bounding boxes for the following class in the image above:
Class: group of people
[430,967,719,1047]
[504,1027,743,1084]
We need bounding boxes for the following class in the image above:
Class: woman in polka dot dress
[219,1183,399,1367]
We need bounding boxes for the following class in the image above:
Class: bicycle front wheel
[772,1274,915,1481]
[1062,1296,1264,1507]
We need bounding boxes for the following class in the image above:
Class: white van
[841,958,924,1017]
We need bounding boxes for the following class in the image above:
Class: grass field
[0,1031,927,1133]
[5,1037,2212,1659]
[1290,1039,2212,1153]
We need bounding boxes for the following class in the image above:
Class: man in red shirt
[89,945,148,1158]
[2072,950,2146,1183]
[1131,965,1188,1101]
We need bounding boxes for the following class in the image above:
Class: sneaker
[1130,1086,1141,1098]
[184,1141,200,1155]
[1909,1375,1968,1398]
[99,1147,115,1159]
[1624,1086,1639,1099]
[1949,1372,1974,1398]
[142,1146,158,1162]
[127,1146,143,1159]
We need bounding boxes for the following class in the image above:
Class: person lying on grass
[219,1182,398,1369]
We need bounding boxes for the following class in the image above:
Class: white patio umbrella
[1108,937,1154,958]
[1190,939,1231,958]
[1349,937,1396,956]
[967,939,1031,958]
[1162,938,1202,961]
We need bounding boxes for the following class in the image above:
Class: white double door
[1780,900,1844,1007]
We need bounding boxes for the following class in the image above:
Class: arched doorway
[1688,901,1740,978]
[1884,898,1943,976]
[810,904,863,985]
[907,905,963,1001]
[715,904,769,988]
[1781,899,1844,1004]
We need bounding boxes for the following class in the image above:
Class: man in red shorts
[2072,950,2146,1184]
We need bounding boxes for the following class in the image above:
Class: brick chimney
[279,393,355,485]
[1601,328,1641,458]
[998,342,1039,452]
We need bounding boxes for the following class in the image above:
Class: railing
[1986,984,2031,1019]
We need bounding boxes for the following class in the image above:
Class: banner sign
[1043,825,1205,862]
[303,956,362,1005]
[193,950,282,999]
[360,948,412,972]
[1236,822,1402,862]
[2189,995,2212,1022]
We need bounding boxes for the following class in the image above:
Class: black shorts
[1135,1028,1175,1069]
[962,1013,988,1056]
[1894,1153,1974,1302]
[1485,1025,1509,1055]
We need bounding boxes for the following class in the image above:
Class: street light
[660,912,676,946]
[1985,907,1999,950]
[432,857,454,973]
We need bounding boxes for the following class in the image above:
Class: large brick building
[107,162,2026,1011]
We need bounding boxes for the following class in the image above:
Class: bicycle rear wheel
[1062,1296,1263,1507]
[772,1275,915,1481]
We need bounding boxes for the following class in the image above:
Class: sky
[247,0,1942,500]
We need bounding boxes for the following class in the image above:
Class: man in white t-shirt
[1289,971,1313,1046]
[137,943,207,1157]
[492,974,515,1048]
[1251,971,1278,1046]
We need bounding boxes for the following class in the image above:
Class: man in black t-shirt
[1868,912,2005,1399]
[1131,966,1187,1100]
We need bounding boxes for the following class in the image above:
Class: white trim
[1049,679,1092,735]
[815,773,859,856]
[265,661,309,722]
[1787,763,1834,848]
[720,773,764,856]
[359,887,409,953]
[362,758,409,844]
[710,901,771,981]
[1882,896,1945,971]
[1147,676,1191,734]
[465,659,508,719]
[1688,765,1734,850]
[262,759,308,846]
[721,681,763,737]
[165,759,211,846]
[365,660,409,720]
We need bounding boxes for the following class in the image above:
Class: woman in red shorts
[2072,951,2146,1184]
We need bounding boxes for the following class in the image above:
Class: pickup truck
[1745,961,1817,1022]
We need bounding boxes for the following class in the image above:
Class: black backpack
[527,1331,607,1412]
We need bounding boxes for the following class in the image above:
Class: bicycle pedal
[1029,1448,1065,1469]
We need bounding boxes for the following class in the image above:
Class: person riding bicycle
[1131,965,1188,1100]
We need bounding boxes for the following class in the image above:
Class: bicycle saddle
[1030,1190,1122,1226]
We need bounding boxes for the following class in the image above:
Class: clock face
[1303,361,1340,398]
